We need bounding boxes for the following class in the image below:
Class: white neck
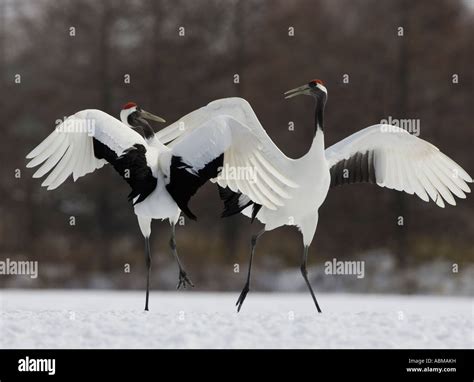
[302,127,325,163]
[147,135,169,151]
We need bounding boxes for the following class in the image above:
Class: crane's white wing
[161,115,298,220]
[156,97,292,166]
[26,109,158,204]
[325,124,472,207]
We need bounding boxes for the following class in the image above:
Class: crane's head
[284,79,328,100]
[120,102,166,127]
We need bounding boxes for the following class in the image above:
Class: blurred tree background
[0,0,472,293]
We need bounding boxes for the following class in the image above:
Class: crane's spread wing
[156,98,290,161]
[325,124,472,207]
[26,109,157,204]
[161,114,298,220]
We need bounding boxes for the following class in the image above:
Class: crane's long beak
[139,109,166,123]
[284,84,311,99]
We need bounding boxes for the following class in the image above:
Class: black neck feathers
[314,93,326,136]
[128,113,155,140]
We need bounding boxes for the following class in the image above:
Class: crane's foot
[176,269,194,290]
[236,283,250,312]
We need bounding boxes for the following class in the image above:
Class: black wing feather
[93,139,157,204]
[218,186,261,223]
[166,154,224,220]
[330,150,376,188]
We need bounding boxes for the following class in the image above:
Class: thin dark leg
[300,245,322,313]
[170,224,194,289]
[236,229,265,312]
[144,236,151,311]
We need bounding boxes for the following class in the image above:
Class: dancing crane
[152,82,472,313]
[26,103,206,310]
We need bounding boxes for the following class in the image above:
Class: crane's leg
[169,224,194,289]
[300,245,322,313]
[236,229,265,312]
[137,216,153,311]
[144,236,151,311]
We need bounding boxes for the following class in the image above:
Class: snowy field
[0,290,472,349]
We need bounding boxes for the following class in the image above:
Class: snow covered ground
[0,290,472,349]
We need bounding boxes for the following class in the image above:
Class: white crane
[26,103,211,310]
[152,81,472,313]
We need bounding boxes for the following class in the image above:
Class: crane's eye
[309,81,317,88]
